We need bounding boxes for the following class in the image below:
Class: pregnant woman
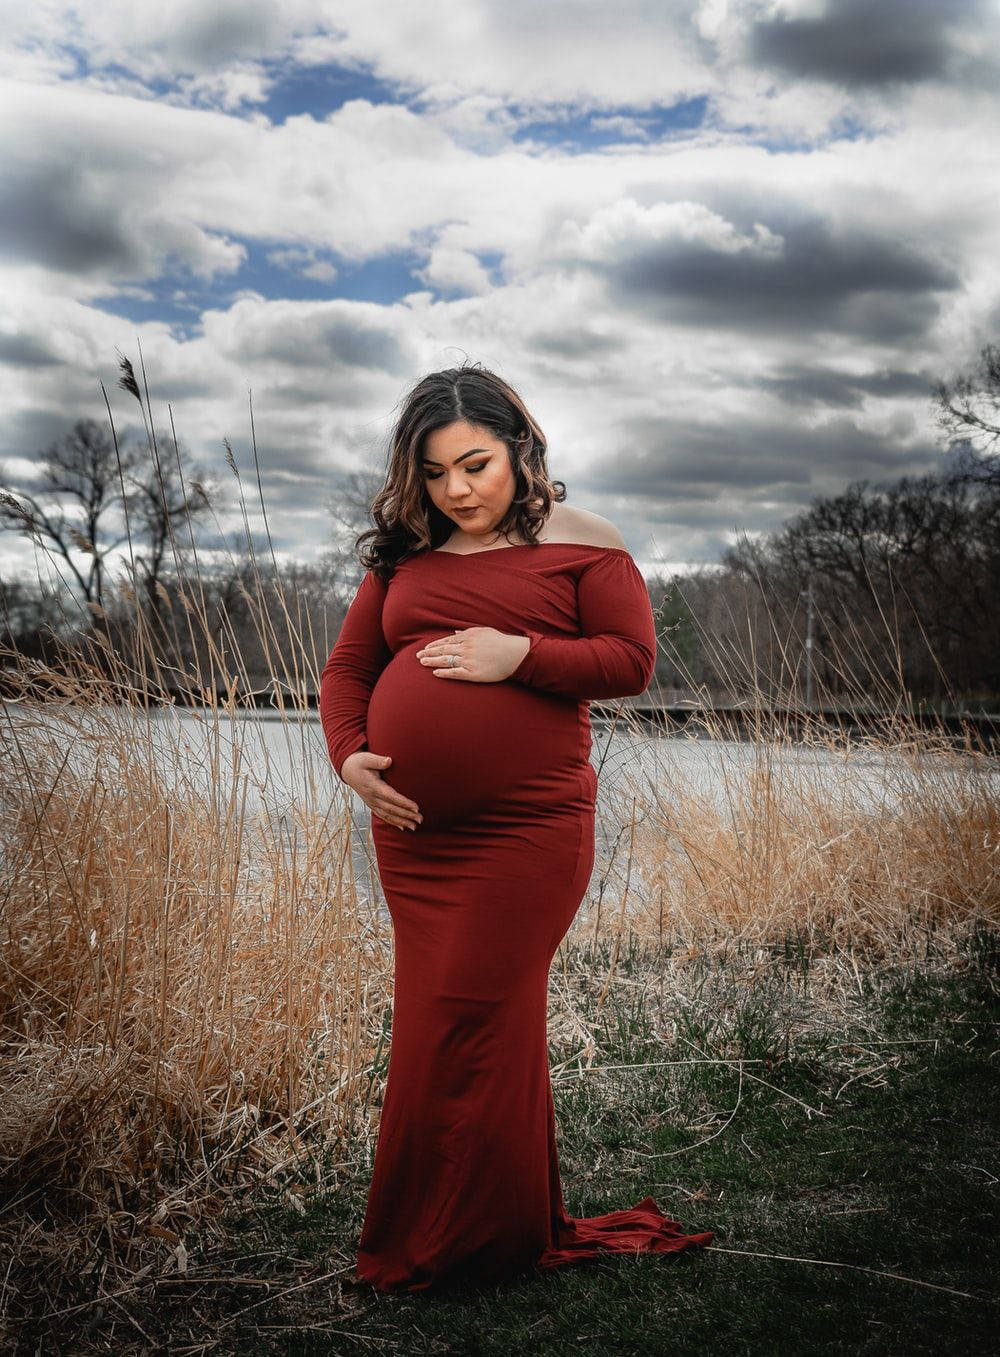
[320,365,714,1293]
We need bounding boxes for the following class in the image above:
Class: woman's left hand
[416,628,530,682]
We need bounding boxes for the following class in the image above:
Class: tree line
[2,347,998,709]
[646,346,1000,709]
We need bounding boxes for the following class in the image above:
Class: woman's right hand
[340,751,423,831]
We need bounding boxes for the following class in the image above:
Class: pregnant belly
[365,639,584,829]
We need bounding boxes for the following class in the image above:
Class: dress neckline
[428,542,633,559]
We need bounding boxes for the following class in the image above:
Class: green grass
[10,925,999,1355]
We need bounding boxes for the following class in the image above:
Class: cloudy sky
[1,1,997,581]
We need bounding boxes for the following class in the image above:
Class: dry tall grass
[1,353,997,1326]
[623,719,999,952]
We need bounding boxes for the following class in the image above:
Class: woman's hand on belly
[340,750,423,831]
[415,627,531,683]
[366,639,582,830]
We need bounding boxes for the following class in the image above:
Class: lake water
[150,706,998,814]
[9,704,997,921]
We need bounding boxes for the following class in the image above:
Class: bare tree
[0,418,138,610]
[324,466,383,588]
[934,343,1000,475]
[125,441,217,620]
[721,468,1000,700]
[328,466,383,540]
[0,575,71,660]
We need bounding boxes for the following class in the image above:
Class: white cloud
[0,0,321,85]
[415,246,493,297]
[0,1,998,579]
[323,0,714,108]
[555,199,784,262]
[266,247,338,283]
[588,115,654,141]
[174,64,275,112]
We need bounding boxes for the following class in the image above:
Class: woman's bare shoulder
[542,504,628,549]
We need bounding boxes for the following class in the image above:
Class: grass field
[6,922,995,1354]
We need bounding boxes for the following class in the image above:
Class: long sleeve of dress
[319,569,391,780]
[510,549,657,700]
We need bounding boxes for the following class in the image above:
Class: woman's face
[421,419,517,539]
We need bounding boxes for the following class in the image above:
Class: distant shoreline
[5,688,998,752]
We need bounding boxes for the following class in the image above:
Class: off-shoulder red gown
[319,542,714,1292]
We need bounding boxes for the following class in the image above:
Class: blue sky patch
[90,234,435,336]
[512,96,708,151]
[258,60,407,124]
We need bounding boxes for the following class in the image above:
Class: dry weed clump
[0,681,392,1251]
[615,721,999,958]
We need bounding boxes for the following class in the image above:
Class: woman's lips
[454,507,480,516]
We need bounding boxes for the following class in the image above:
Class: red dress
[320,542,714,1292]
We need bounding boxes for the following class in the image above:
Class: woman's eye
[426,462,486,481]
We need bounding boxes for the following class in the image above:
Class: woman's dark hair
[355,364,566,580]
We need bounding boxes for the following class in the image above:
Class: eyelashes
[425,462,487,481]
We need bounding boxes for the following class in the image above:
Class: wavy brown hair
[356,364,567,581]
